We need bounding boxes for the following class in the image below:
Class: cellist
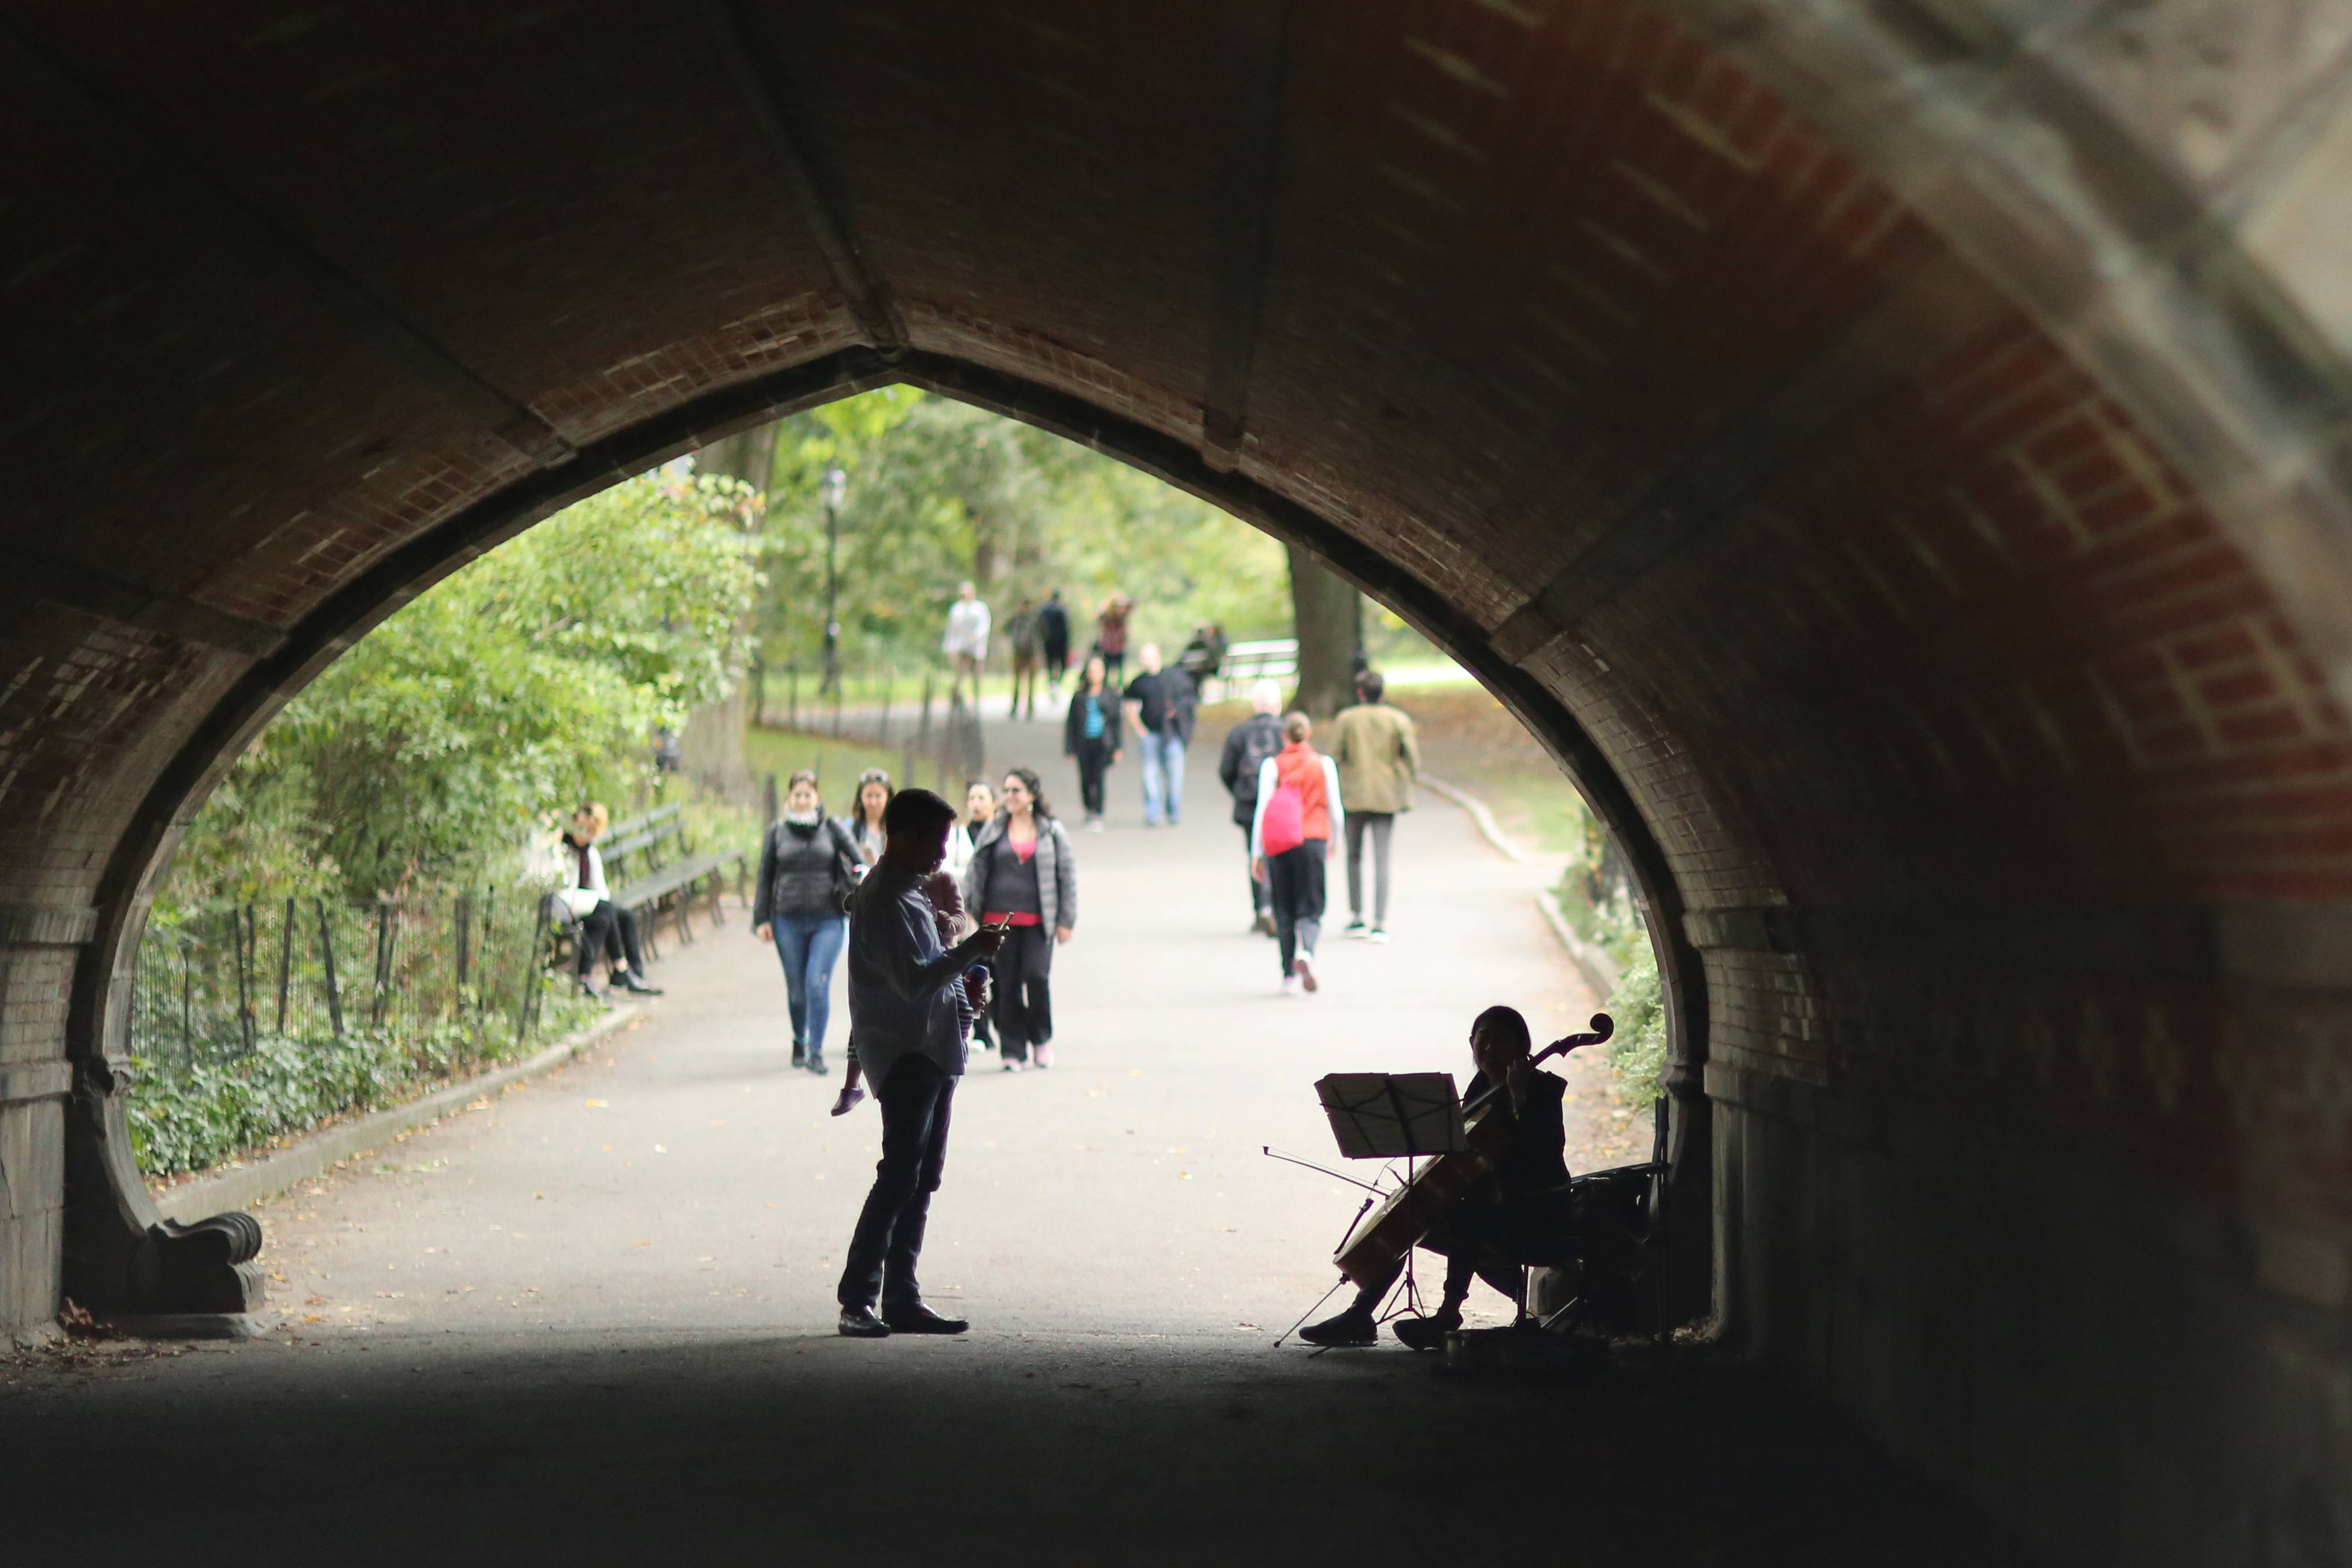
[1300,1004,1575,1350]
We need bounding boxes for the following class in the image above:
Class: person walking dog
[962,766,1078,1071]
[835,788,1005,1338]
[752,770,862,1074]
[1329,669,1420,942]
[1250,712,1344,995]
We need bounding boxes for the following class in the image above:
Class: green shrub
[128,982,603,1178]
[1602,942,1668,1106]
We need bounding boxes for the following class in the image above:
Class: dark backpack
[1231,717,1284,807]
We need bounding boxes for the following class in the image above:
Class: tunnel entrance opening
[93,375,1698,1362]
[9,3,2352,1558]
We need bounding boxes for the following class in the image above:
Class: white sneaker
[1368,927,1391,943]
[1280,975,1300,996]
[1033,1043,1055,1069]
[1294,953,1318,993]
[1002,1058,1026,1073]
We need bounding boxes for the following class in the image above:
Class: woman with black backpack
[752,769,863,1074]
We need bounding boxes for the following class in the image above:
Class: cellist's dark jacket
[1463,1069,1570,1199]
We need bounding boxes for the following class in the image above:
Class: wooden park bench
[1203,638,1297,703]
[551,804,752,973]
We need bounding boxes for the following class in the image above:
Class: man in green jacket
[1328,669,1420,942]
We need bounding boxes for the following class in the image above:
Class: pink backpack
[1259,782,1305,857]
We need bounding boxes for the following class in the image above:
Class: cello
[1331,1013,1613,1284]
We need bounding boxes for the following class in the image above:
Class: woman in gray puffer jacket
[752,770,862,1074]
[960,765,1078,1070]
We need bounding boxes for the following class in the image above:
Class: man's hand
[752,922,771,943]
[1112,748,1123,763]
[1504,1058,1536,1108]
[963,925,1008,961]
[1054,925,1073,945]
[1251,856,1266,881]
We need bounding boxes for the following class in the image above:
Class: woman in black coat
[751,770,862,1074]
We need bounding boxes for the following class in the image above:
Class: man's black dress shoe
[882,1301,969,1335]
[838,1306,890,1338]
[1297,1308,1377,1348]
[612,971,665,996]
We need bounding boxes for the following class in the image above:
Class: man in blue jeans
[1122,642,1197,827]
[835,788,1005,1338]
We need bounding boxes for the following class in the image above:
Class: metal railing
[130,889,557,1070]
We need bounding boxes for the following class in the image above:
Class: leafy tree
[163,471,763,908]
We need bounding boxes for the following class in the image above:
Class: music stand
[1315,1073,1464,1160]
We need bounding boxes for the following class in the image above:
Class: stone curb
[1416,771,1537,864]
[150,1002,643,1224]
[1419,772,1619,998]
[1536,887,1623,998]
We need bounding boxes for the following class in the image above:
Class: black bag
[1231,717,1283,808]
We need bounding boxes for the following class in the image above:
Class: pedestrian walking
[1063,654,1121,829]
[752,770,862,1073]
[945,777,1000,1051]
[835,788,1005,1338]
[1004,597,1041,719]
[1250,712,1344,995]
[943,580,991,698]
[1330,668,1420,943]
[962,766,1078,1072]
[1092,592,1131,685]
[844,768,892,867]
[1037,588,1073,698]
[1122,643,1197,827]
[1216,679,1287,935]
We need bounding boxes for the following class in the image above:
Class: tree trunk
[678,425,779,800]
[1286,543,1360,718]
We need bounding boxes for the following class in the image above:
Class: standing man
[1003,597,1040,720]
[1122,643,1197,827]
[1329,669,1420,943]
[1217,679,1287,935]
[942,581,991,700]
[835,788,1006,1338]
[1036,588,1073,700]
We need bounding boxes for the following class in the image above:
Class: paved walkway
[0,720,2021,1566]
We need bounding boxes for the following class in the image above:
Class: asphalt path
[0,718,2022,1566]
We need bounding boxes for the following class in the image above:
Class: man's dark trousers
[838,1055,956,1311]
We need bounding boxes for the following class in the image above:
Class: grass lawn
[743,726,960,807]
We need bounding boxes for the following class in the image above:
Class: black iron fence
[131,888,557,1070]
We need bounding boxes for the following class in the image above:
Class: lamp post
[819,465,846,694]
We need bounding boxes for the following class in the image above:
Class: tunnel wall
[1,2,2349,1562]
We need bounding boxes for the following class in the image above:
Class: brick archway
[6,4,2349,1560]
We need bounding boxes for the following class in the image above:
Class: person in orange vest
[1248,711,1345,996]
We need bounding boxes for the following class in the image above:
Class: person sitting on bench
[1300,1003,1571,1350]
[557,801,663,999]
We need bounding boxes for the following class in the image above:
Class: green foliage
[164,472,763,907]
[127,984,602,1178]
[1601,942,1668,1107]
[755,389,1291,667]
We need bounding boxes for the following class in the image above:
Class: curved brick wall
[1,3,2347,1561]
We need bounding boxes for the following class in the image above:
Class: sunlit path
[237,713,1617,1342]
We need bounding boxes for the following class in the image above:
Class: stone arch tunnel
[2,2,2349,1561]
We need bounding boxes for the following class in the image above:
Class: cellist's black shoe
[1392,1309,1462,1352]
[838,1306,890,1338]
[882,1301,968,1335]
[1297,1307,1377,1348]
